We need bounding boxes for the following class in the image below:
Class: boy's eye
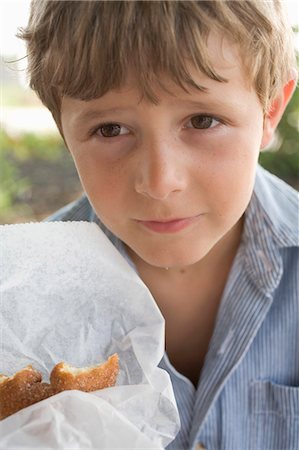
[186,115,220,130]
[95,123,129,137]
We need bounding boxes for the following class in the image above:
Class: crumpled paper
[0,221,180,449]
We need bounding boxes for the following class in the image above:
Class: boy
[19,1,298,449]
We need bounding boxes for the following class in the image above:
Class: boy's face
[61,37,267,269]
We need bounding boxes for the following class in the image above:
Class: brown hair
[18,0,297,131]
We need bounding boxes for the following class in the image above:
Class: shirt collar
[254,165,298,247]
[242,165,298,295]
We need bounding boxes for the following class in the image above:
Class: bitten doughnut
[50,353,119,392]
[0,365,54,420]
[0,354,119,420]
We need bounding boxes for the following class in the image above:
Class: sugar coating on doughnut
[50,353,119,392]
[0,365,53,420]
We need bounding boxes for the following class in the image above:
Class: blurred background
[1,0,298,224]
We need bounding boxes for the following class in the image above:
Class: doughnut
[0,354,119,420]
[0,365,54,420]
[50,353,119,392]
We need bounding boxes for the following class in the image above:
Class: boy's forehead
[61,32,254,119]
[126,32,244,88]
[206,33,242,73]
[108,36,245,99]
[112,36,248,101]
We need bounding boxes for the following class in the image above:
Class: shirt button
[196,444,206,450]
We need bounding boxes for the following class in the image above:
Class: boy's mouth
[134,215,203,233]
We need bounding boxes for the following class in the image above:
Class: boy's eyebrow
[72,107,131,126]
[174,98,243,111]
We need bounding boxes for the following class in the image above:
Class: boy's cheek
[75,158,131,218]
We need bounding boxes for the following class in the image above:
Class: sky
[1,0,299,58]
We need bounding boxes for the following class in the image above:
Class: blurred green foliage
[0,130,69,222]
[0,138,29,215]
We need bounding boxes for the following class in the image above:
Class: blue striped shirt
[47,165,299,450]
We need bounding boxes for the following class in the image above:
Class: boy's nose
[134,137,187,200]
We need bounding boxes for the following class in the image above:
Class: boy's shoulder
[45,195,94,223]
[252,165,298,248]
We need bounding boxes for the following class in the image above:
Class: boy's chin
[126,243,212,271]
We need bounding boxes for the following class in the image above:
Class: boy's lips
[134,215,203,233]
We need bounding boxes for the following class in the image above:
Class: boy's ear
[261,76,297,150]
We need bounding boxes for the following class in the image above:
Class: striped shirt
[47,165,299,450]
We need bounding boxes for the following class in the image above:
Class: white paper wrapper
[0,222,180,448]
